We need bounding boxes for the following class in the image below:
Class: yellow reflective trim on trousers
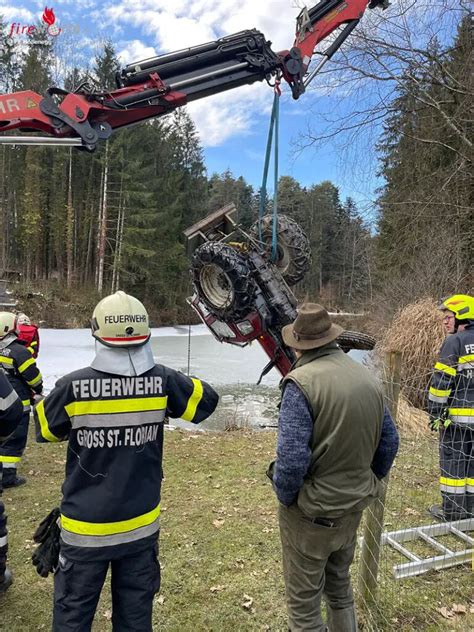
[449,408,474,416]
[181,378,203,422]
[459,354,474,364]
[434,362,456,376]
[0,456,21,463]
[65,397,168,417]
[429,386,451,397]
[0,355,13,365]
[18,356,35,373]
[36,399,61,443]
[61,503,161,536]
[439,476,466,487]
[27,373,42,387]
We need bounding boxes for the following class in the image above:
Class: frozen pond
[38,326,368,431]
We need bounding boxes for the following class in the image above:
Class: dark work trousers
[0,463,7,581]
[439,424,474,519]
[53,542,161,632]
[279,504,362,632]
[0,411,30,482]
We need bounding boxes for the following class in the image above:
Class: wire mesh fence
[353,352,473,631]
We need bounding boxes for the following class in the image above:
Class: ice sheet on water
[37,325,282,393]
[36,327,369,430]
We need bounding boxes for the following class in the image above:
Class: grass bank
[2,428,472,631]
[11,281,198,328]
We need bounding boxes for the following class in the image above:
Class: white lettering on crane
[0,98,20,114]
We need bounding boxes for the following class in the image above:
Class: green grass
[2,429,472,631]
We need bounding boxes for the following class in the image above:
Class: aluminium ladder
[382,517,473,579]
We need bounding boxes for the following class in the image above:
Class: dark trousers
[53,543,161,632]
[0,464,6,581]
[279,504,362,632]
[440,425,473,519]
[0,411,30,479]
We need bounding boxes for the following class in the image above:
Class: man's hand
[266,460,275,482]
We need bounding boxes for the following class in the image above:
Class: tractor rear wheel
[250,214,311,285]
[191,242,256,321]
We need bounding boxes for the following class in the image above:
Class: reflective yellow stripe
[181,378,203,422]
[27,373,42,387]
[0,456,21,463]
[65,397,168,417]
[18,357,35,373]
[467,478,474,486]
[0,355,13,365]
[434,362,456,376]
[21,399,30,406]
[61,503,161,536]
[27,346,35,355]
[449,408,474,416]
[459,354,474,364]
[36,399,61,443]
[429,387,451,397]
[440,477,466,487]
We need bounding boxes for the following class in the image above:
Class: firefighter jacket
[0,370,22,439]
[282,343,384,519]
[34,364,218,558]
[0,336,43,413]
[428,322,474,426]
[17,323,40,358]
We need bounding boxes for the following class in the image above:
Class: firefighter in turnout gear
[0,312,43,487]
[34,291,219,631]
[0,368,23,593]
[427,294,474,521]
[16,313,40,358]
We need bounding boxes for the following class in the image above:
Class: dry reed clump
[376,298,445,411]
[396,395,430,437]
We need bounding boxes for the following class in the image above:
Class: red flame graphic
[42,7,56,26]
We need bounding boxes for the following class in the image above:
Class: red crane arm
[0,0,386,151]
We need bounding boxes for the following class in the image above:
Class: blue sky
[2,0,440,219]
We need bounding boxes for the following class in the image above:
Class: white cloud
[0,6,34,23]
[187,81,273,147]
[116,39,157,66]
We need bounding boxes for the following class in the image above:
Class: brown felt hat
[282,303,344,351]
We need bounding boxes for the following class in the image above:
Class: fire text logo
[9,7,62,38]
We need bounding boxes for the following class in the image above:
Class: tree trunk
[66,148,74,287]
[96,142,109,294]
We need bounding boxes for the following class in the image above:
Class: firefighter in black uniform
[427,294,474,521]
[0,312,43,487]
[0,368,23,593]
[34,291,219,631]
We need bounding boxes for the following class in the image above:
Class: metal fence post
[358,350,402,605]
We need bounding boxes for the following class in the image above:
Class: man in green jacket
[269,303,399,632]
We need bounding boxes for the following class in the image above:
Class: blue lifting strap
[258,91,280,261]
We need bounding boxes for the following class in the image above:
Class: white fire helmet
[91,291,151,348]
[17,313,31,326]
[0,312,18,339]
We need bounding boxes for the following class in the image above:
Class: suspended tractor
[184,205,375,380]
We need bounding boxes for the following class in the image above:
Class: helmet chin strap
[91,340,155,376]
[0,332,18,349]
